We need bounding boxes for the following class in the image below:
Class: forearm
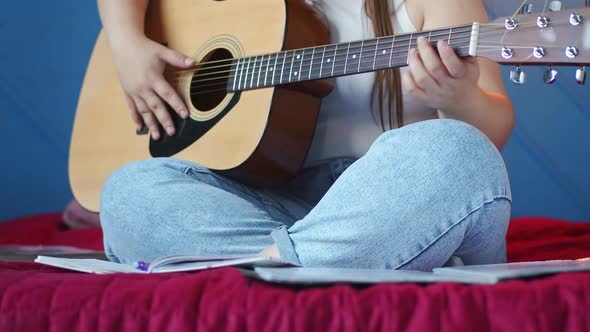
[97,0,149,49]
[438,88,514,150]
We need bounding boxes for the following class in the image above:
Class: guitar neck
[227,23,477,92]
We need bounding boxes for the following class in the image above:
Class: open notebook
[35,255,590,284]
[35,254,296,274]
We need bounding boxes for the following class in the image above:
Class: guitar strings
[175,30,481,85]
[168,27,475,79]
[169,21,553,84]
[134,16,578,95]
[186,39,476,90]
[184,40,579,95]
[167,18,564,80]
[167,26,473,76]
[166,19,521,77]
[185,42,573,93]
[185,44,477,94]
[172,18,568,84]
[184,32,568,92]
[184,46,480,95]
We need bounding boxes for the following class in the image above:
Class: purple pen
[134,261,150,272]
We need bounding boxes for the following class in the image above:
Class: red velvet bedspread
[1,214,590,332]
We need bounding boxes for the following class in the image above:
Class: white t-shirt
[303,0,438,166]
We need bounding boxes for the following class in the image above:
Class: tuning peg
[549,1,562,11]
[510,66,526,84]
[576,66,586,85]
[520,3,533,14]
[543,66,558,84]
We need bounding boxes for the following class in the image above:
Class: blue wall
[0,0,588,221]
[0,1,100,220]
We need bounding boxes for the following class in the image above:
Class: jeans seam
[186,166,298,222]
[185,166,264,203]
[393,194,512,270]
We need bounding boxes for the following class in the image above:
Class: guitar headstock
[476,6,590,84]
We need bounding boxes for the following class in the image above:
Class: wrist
[106,29,147,52]
[439,86,485,118]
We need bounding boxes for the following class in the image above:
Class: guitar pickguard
[149,91,241,157]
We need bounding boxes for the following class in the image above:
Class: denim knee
[368,119,511,200]
[101,159,170,216]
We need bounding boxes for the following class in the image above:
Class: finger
[153,79,189,119]
[160,47,194,68]
[125,94,144,131]
[401,69,426,99]
[437,40,467,78]
[408,48,438,92]
[417,36,449,83]
[134,97,161,140]
[143,91,176,137]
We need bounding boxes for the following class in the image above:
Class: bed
[1,214,589,331]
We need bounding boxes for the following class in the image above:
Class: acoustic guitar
[70,0,590,212]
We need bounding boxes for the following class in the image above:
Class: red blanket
[1,214,589,332]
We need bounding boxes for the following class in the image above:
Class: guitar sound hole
[190,48,233,112]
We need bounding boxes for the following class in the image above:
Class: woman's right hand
[111,35,194,140]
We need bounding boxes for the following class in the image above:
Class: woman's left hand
[403,36,481,114]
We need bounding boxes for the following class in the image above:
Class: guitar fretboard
[226,23,476,92]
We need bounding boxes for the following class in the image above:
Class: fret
[251,56,259,88]
[372,38,380,70]
[244,56,250,89]
[240,58,250,90]
[243,57,250,90]
[321,46,337,78]
[308,47,316,80]
[359,39,377,72]
[347,41,362,74]
[319,46,328,78]
[236,58,242,91]
[257,55,264,88]
[448,28,452,45]
[388,36,395,67]
[374,36,393,70]
[343,43,351,74]
[288,51,296,82]
[279,51,287,84]
[407,33,414,65]
[331,44,338,76]
[232,58,240,91]
[357,40,364,72]
[289,50,303,82]
[333,45,349,76]
[300,48,312,80]
[272,52,279,85]
[264,54,272,86]
[297,49,306,82]
[243,57,250,89]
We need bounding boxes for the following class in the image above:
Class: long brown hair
[364,0,404,129]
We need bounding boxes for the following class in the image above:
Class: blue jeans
[100,119,512,271]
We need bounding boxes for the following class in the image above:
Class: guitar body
[70,0,330,212]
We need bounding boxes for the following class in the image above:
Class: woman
[98,0,514,270]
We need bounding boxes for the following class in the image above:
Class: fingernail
[151,131,159,140]
[181,110,188,118]
[185,58,194,65]
[166,126,175,136]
